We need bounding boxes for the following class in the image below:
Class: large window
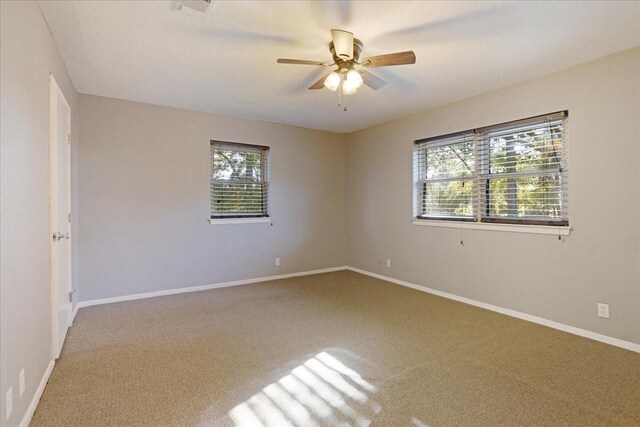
[413,112,568,226]
[210,141,269,219]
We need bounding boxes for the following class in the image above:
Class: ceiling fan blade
[331,29,354,60]
[309,73,332,90]
[361,51,416,68]
[277,58,328,66]
[360,70,388,90]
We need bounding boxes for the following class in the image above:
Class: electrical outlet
[6,387,12,420]
[386,259,391,268]
[597,303,609,319]
[19,369,25,397]
[275,257,280,266]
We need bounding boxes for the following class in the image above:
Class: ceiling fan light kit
[277,29,416,111]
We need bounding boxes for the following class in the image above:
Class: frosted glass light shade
[342,79,357,95]
[324,72,341,91]
[346,69,363,88]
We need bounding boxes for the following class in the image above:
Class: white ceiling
[39,1,640,133]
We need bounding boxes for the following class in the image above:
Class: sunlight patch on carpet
[228,351,380,426]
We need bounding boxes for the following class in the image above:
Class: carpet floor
[32,271,640,426]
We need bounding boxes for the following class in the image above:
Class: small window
[413,112,568,226]
[210,141,269,219]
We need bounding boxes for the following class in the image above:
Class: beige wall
[346,47,640,345]
[78,95,346,301]
[0,1,79,425]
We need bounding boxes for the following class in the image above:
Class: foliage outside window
[413,112,568,226]
[210,141,269,219]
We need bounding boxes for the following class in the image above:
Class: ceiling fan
[277,29,416,109]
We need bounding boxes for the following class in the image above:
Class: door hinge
[69,292,73,303]
[67,134,71,144]
[68,213,71,223]
[52,232,69,241]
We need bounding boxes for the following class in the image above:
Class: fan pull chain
[337,75,348,111]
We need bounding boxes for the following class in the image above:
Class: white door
[49,75,72,359]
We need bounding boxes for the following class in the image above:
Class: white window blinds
[414,132,476,220]
[210,141,270,219]
[477,113,568,225]
[413,111,568,226]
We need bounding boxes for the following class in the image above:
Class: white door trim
[48,74,72,359]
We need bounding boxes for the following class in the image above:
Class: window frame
[210,140,270,222]
[413,111,569,230]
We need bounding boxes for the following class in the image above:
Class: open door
[49,74,72,359]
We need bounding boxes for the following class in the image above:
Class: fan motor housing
[329,38,364,65]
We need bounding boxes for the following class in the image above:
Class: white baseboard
[19,359,54,427]
[346,266,640,354]
[78,266,348,308]
[71,304,79,324]
[74,264,639,354]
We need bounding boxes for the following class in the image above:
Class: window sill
[209,217,271,225]
[411,219,571,235]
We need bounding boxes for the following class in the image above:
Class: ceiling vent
[171,0,214,19]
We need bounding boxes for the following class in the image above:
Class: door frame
[48,74,72,359]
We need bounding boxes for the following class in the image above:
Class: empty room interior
[2,1,640,426]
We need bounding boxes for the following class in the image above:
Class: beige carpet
[32,271,640,426]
